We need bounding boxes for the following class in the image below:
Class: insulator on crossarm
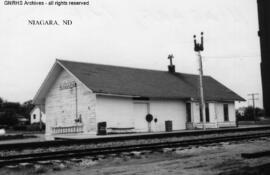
[193,35,197,51]
[200,32,204,51]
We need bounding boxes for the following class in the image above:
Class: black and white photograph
[0,0,270,174]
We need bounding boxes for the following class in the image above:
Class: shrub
[0,125,8,130]
[26,122,45,131]
[13,125,27,131]
[13,122,45,131]
[0,111,18,126]
[243,106,265,121]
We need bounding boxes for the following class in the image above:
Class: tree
[235,110,242,121]
[255,107,265,117]
[0,110,18,126]
[0,98,34,127]
[0,97,3,105]
[1,102,20,111]
[244,106,265,121]
[20,100,35,123]
[0,97,3,110]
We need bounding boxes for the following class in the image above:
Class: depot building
[33,59,244,140]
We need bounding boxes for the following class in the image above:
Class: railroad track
[1,126,270,151]
[1,131,270,167]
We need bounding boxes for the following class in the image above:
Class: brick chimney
[168,54,175,73]
[168,65,175,73]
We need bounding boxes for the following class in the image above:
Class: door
[133,103,149,132]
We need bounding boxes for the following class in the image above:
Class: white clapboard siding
[45,69,97,137]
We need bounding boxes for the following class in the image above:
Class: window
[223,104,229,121]
[33,114,36,119]
[199,105,203,122]
[205,103,210,122]
[186,103,191,122]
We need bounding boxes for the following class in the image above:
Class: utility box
[97,122,107,135]
[165,120,172,132]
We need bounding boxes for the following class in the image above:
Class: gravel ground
[1,129,270,157]
[1,137,270,175]
[0,134,45,145]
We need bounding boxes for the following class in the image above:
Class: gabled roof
[33,59,245,104]
[30,105,45,115]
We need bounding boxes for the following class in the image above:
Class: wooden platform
[54,125,270,140]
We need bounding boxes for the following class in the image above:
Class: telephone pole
[248,93,259,121]
[257,0,270,117]
[194,32,206,130]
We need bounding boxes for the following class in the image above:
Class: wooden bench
[107,127,135,134]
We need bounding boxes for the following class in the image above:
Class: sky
[0,0,262,108]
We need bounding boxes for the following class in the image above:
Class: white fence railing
[217,121,236,128]
[186,121,236,129]
[51,125,83,135]
[194,122,218,129]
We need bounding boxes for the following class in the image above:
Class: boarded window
[223,104,229,121]
[205,103,210,122]
[186,103,191,122]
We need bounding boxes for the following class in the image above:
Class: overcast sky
[0,0,262,108]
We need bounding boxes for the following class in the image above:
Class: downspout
[74,82,78,133]
[39,105,42,131]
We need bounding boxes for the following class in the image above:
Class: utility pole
[257,0,270,117]
[194,32,206,130]
[248,93,259,121]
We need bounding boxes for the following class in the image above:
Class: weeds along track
[1,131,270,167]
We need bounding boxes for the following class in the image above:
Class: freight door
[133,103,149,132]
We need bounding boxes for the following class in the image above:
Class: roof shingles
[58,59,244,101]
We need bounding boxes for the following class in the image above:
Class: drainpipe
[75,82,78,120]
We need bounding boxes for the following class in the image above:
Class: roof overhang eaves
[33,59,94,105]
[33,61,60,104]
[95,92,191,101]
[95,92,140,98]
[191,96,246,102]
[56,60,94,93]
[29,106,38,115]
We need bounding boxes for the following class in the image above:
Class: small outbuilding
[30,106,46,124]
[33,59,244,140]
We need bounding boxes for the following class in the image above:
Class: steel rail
[0,132,270,167]
[242,150,270,159]
[1,126,270,151]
